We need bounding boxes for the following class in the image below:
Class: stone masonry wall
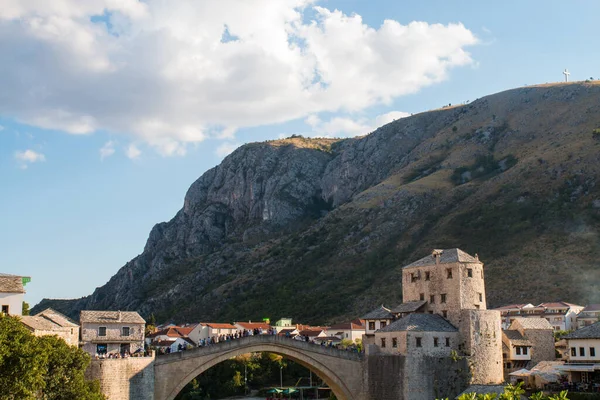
[366,353,469,400]
[458,309,503,384]
[85,356,155,400]
[523,329,556,367]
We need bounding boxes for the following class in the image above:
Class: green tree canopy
[0,315,105,400]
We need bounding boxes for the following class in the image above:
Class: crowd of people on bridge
[198,327,278,347]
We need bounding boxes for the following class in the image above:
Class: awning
[509,369,532,376]
[556,364,600,372]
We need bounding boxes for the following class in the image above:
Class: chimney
[432,249,443,265]
[475,253,479,261]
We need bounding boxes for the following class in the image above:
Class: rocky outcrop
[33,83,600,323]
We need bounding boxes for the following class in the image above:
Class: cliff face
[34,83,600,323]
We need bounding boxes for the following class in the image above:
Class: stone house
[577,305,600,329]
[80,310,145,356]
[0,273,30,316]
[502,317,555,379]
[361,305,394,335]
[364,248,504,389]
[375,313,459,356]
[188,322,238,344]
[21,308,79,346]
[559,322,600,383]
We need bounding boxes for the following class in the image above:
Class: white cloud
[374,111,411,127]
[126,144,141,159]
[15,149,45,168]
[306,110,410,138]
[99,140,115,160]
[0,125,4,131]
[215,142,241,158]
[0,1,477,155]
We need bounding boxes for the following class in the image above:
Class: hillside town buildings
[362,248,504,385]
[577,305,600,329]
[495,302,584,331]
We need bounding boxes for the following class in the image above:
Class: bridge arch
[154,335,364,400]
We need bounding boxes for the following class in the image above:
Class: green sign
[22,277,31,286]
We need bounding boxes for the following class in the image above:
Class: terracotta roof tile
[205,323,237,329]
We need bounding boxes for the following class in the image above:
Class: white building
[0,273,30,316]
[188,323,238,344]
[495,302,583,331]
[577,305,600,329]
[559,322,600,383]
[360,305,395,336]
[328,321,365,342]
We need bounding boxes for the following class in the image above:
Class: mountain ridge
[33,82,600,324]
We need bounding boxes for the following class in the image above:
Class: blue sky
[1,0,599,306]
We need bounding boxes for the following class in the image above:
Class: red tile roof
[235,322,271,330]
[205,323,237,329]
[329,322,364,330]
[299,329,324,336]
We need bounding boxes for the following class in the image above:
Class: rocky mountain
[34,82,600,324]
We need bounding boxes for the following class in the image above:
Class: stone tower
[402,249,503,384]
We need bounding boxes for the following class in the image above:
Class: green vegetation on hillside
[0,315,105,399]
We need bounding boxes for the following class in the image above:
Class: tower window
[430,295,435,304]
[411,273,417,283]
[392,338,398,348]
[416,337,422,347]
[478,293,483,302]
[467,268,473,277]
[425,271,430,281]
[381,338,386,348]
[442,310,448,318]
[420,293,425,301]
[434,337,439,347]
[441,294,447,303]
[445,337,450,347]
[447,268,453,279]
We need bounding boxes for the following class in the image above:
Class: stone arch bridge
[154,335,366,400]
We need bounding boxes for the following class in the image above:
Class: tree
[38,335,105,399]
[22,301,30,316]
[0,315,105,400]
[0,315,46,399]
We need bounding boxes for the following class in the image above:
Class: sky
[1,0,600,307]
